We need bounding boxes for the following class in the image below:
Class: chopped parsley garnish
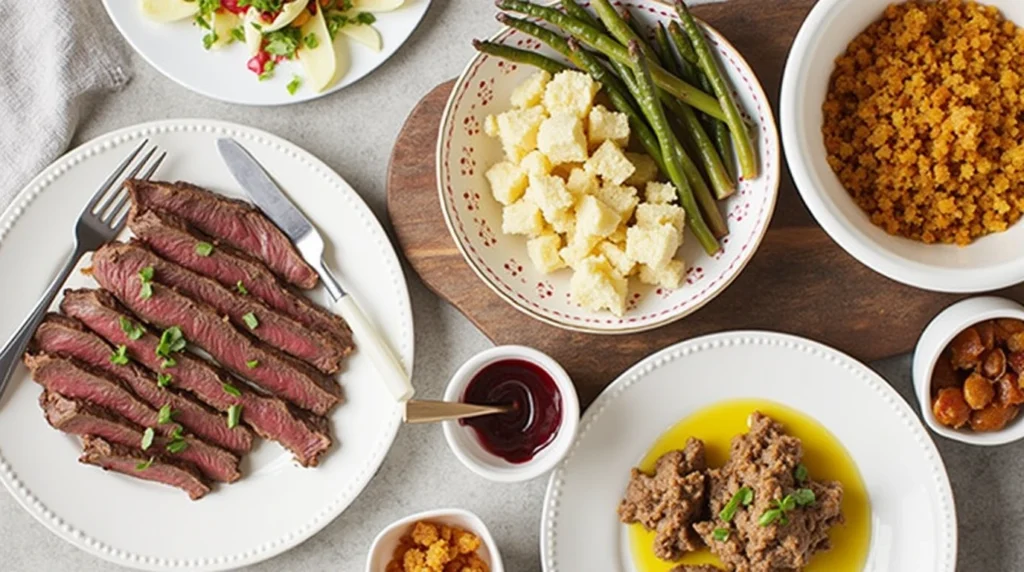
[162,358,177,369]
[166,439,189,454]
[135,457,155,471]
[227,404,242,429]
[239,0,283,12]
[712,528,730,542]
[793,488,816,506]
[141,427,155,451]
[356,12,376,25]
[157,373,172,388]
[303,32,319,49]
[246,359,260,369]
[119,317,145,341]
[242,312,259,330]
[169,425,183,440]
[264,27,302,59]
[794,463,808,483]
[758,489,816,528]
[195,241,215,256]
[138,266,155,300]
[157,404,174,425]
[110,345,130,366]
[236,280,248,295]
[326,10,376,40]
[222,383,242,397]
[230,26,246,43]
[718,486,754,523]
[156,326,186,358]
[202,31,219,50]
[195,13,211,29]
[286,75,302,95]
[259,59,276,81]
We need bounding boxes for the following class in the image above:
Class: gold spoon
[404,400,512,424]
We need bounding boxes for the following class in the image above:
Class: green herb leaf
[135,457,154,471]
[230,25,246,43]
[238,0,283,12]
[222,383,242,397]
[740,487,754,506]
[194,13,210,29]
[227,404,243,429]
[779,495,796,512]
[758,508,783,527]
[793,488,816,507]
[110,345,130,366]
[794,463,808,483]
[718,487,753,523]
[157,404,174,425]
[286,75,302,95]
[264,27,302,59]
[162,358,177,369]
[156,326,186,358]
[169,425,184,440]
[140,282,153,300]
[166,439,189,454]
[242,312,259,330]
[202,31,218,50]
[712,528,730,542]
[355,12,375,25]
[141,427,155,451]
[259,59,276,81]
[157,373,172,388]
[303,32,319,49]
[246,359,259,369]
[139,266,155,282]
[138,266,155,300]
[195,242,215,256]
[236,280,248,295]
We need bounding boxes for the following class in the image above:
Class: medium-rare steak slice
[130,209,354,350]
[24,353,241,483]
[91,252,342,415]
[32,314,254,454]
[79,435,210,500]
[94,241,347,374]
[61,289,333,466]
[126,179,318,289]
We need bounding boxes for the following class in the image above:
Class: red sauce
[460,359,562,464]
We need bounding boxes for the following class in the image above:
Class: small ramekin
[442,345,580,483]
[365,508,504,572]
[912,296,1024,445]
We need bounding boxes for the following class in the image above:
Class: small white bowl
[782,0,1024,292]
[912,296,1024,445]
[365,508,504,572]
[442,346,579,483]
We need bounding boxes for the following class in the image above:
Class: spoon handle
[404,400,509,424]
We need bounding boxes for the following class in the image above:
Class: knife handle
[335,295,415,402]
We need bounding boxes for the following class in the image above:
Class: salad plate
[102,0,431,105]
[0,119,413,570]
[541,331,956,571]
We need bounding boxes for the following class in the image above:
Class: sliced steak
[79,435,210,500]
[94,241,346,374]
[32,314,254,454]
[61,289,333,466]
[126,179,318,289]
[91,251,342,415]
[24,353,241,483]
[130,209,353,350]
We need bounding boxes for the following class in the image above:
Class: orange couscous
[385,520,489,572]
[822,0,1024,245]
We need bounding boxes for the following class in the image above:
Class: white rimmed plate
[101,1,431,105]
[437,0,780,334]
[0,119,413,570]
[540,331,956,571]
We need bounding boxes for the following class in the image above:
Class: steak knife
[217,138,414,402]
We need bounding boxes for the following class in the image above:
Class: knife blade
[216,137,415,402]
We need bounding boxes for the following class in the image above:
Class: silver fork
[0,140,166,397]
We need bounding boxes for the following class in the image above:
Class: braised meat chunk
[618,438,708,560]
[692,413,843,572]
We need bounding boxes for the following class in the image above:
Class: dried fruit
[995,319,1024,343]
[950,327,985,369]
[1009,352,1024,375]
[982,348,1008,380]
[977,321,996,350]
[963,373,996,410]
[970,404,1019,432]
[933,388,971,428]
[930,353,961,395]
[996,372,1024,406]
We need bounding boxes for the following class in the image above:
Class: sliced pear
[263,0,310,31]
[243,9,263,54]
[140,0,199,22]
[340,23,382,52]
[299,6,340,92]
[211,11,241,49]
[351,0,405,12]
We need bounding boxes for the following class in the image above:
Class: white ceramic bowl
[912,296,1024,445]
[442,346,579,482]
[781,0,1024,293]
[365,508,504,572]
[437,0,780,334]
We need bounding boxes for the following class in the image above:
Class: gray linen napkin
[0,0,131,212]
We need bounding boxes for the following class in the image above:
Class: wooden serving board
[386,0,1024,406]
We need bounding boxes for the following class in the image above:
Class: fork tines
[87,139,167,231]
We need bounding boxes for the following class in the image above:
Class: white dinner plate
[541,331,956,571]
[0,119,413,570]
[102,1,431,105]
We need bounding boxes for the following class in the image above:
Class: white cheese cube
[626,223,682,270]
[609,224,628,245]
[559,232,601,269]
[548,208,575,235]
[537,113,589,165]
[576,195,620,238]
[519,150,552,177]
[570,256,628,316]
[635,203,686,235]
[543,70,599,118]
[626,153,660,186]
[598,240,636,277]
[588,105,631,148]
[638,259,686,289]
[484,114,499,137]
[525,174,574,222]
[592,182,639,222]
[502,200,546,236]
[485,161,528,205]
[584,140,636,185]
[644,181,678,204]
[566,168,599,198]
[511,70,551,109]
[527,233,566,274]
[496,106,547,162]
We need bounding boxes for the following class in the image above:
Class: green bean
[622,43,723,253]
[559,0,602,30]
[495,0,726,121]
[675,1,757,179]
[472,40,570,75]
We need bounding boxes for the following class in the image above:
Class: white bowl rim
[441,345,580,483]
[912,296,1024,445]
[780,0,1024,293]
[364,507,504,572]
[436,7,781,334]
